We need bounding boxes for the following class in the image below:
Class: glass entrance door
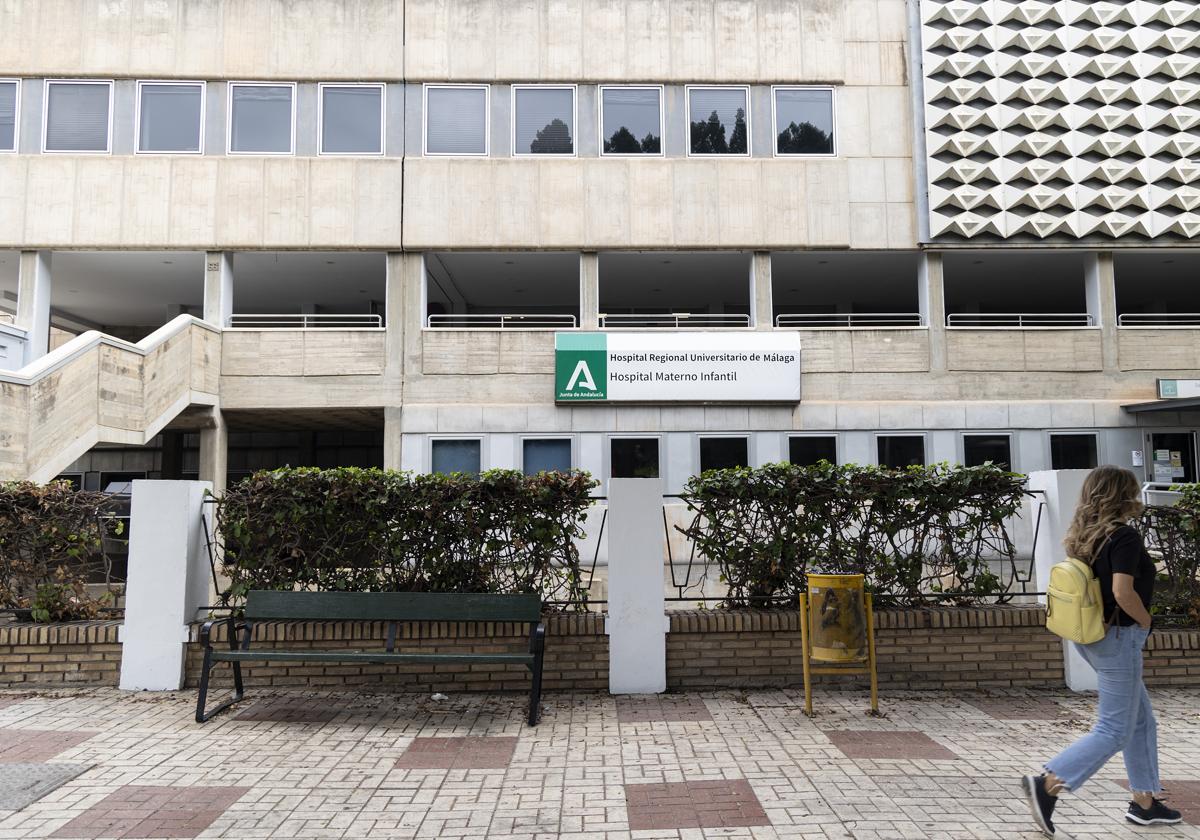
[1147,432,1197,484]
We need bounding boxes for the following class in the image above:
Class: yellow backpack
[1045,557,1106,644]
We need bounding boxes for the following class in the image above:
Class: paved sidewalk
[0,686,1197,839]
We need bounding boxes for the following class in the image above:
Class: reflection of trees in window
[529,118,573,154]
[604,125,661,154]
[690,108,747,154]
[777,120,833,154]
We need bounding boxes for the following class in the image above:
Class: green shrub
[1135,487,1200,625]
[214,467,598,606]
[678,462,1028,608]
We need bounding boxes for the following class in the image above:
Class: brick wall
[0,621,122,686]
[1145,629,1200,686]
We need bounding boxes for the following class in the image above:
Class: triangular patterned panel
[1158,188,1200,213]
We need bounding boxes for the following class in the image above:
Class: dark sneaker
[1022,774,1058,836]
[1125,798,1182,826]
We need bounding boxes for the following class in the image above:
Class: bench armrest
[199,617,253,651]
[528,621,546,655]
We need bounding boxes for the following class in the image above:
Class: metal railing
[776,312,924,328]
[1118,313,1200,327]
[228,314,383,329]
[599,313,752,329]
[426,313,577,329]
[946,312,1094,328]
[1142,481,1185,508]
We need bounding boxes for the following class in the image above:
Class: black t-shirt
[1091,525,1155,627]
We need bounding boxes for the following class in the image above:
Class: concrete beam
[16,250,51,364]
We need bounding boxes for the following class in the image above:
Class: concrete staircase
[0,316,221,483]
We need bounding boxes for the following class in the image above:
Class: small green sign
[555,333,607,401]
[1160,379,1179,398]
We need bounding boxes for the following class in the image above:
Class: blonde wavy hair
[1063,465,1144,563]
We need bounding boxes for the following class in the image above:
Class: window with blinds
[0,81,16,152]
[600,86,662,155]
[44,81,112,153]
[513,86,574,156]
[320,84,384,155]
[687,86,750,156]
[774,87,835,156]
[137,82,204,153]
[424,85,488,156]
[229,83,294,154]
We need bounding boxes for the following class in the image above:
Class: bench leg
[527,653,544,726]
[195,650,246,724]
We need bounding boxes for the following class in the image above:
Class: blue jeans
[1045,624,1159,794]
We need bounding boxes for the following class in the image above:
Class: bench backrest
[243,590,543,623]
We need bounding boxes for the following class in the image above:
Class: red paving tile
[967,697,1069,721]
[0,729,95,763]
[0,695,29,711]
[824,729,960,760]
[394,736,518,770]
[625,779,770,830]
[1119,779,1200,824]
[616,696,713,723]
[233,698,338,723]
[50,785,249,839]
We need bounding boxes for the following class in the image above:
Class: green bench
[196,590,546,725]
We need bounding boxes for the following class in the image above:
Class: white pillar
[16,250,51,364]
[119,480,214,691]
[203,251,233,327]
[751,251,772,330]
[580,252,600,330]
[607,477,667,693]
[1028,469,1098,691]
[1085,251,1118,372]
[918,252,947,372]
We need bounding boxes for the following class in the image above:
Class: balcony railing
[1118,313,1200,327]
[599,313,752,329]
[426,313,578,329]
[227,314,383,329]
[946,313,1094,328]
[776,312,923,328]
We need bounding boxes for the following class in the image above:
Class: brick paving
[616,695,714,723]
[234,697,339,723]
[0,686,1197,838]
[0,729,95,763]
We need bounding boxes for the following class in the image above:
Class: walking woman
[1022,465,1181,836]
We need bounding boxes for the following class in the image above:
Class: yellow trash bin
[806,574,868,662]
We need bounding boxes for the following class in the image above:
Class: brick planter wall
[1145,629,1200,686]
[0,621,122,686]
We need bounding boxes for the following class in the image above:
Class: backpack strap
[1094,529,1121,628]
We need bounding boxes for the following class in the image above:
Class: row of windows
[0,79,836,158]
[428,432,1105,478]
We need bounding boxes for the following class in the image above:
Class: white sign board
[1158,379,1200,399]
[555,332,801,403]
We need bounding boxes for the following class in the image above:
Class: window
[319,84,384,155]
[600,86,662,155]
[1050,433,1098,470]
[0,80,17,152]
[877,435,926,468]
[431,439,481,476]
[789,435,838,466]
[43,80,112,153]
[687,86,749,156]
[611,438,660,479]
[136,82,204,153]
[773,87,835,156]
[963,434,1012,471]
[228,83,295,155]
[513,85,575,156]
[523,439,572,474]
[700,437,749,472]
[424,84,488,156]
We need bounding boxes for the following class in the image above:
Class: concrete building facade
[1,0,1198,493]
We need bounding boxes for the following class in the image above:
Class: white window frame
[226,81,297,157]
[428,435,486,474]
[960,431,1015,470]
[317,82,386,157]
[1048,430,1101,471]
[598,84,665,158]
[786,433,840,466]
[134,80,206,155]
[422,83,490,158]
[42,79,114,155]
[509,84,578,158]
[770,85,837,158]
[874,432,928,467]
[520,435,576,474]
[696,434,752,473]
[684,84,752,158]
[0,78,19,153]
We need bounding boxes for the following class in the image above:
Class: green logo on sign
[555,333,607,401]
[1160,379,1179,398]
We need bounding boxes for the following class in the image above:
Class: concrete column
[607,477,667,694]
[16,250,52,363]
[751,251,773,330]
[385,251,406,374]
[580,252,600,330]
[199,409,228,497]
[918,252,947,372]
[119,480,213,691]
[1028,469,1097,691]
[383,406,403,470]
[203,252,233,327]
[1086,251,1118,372]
